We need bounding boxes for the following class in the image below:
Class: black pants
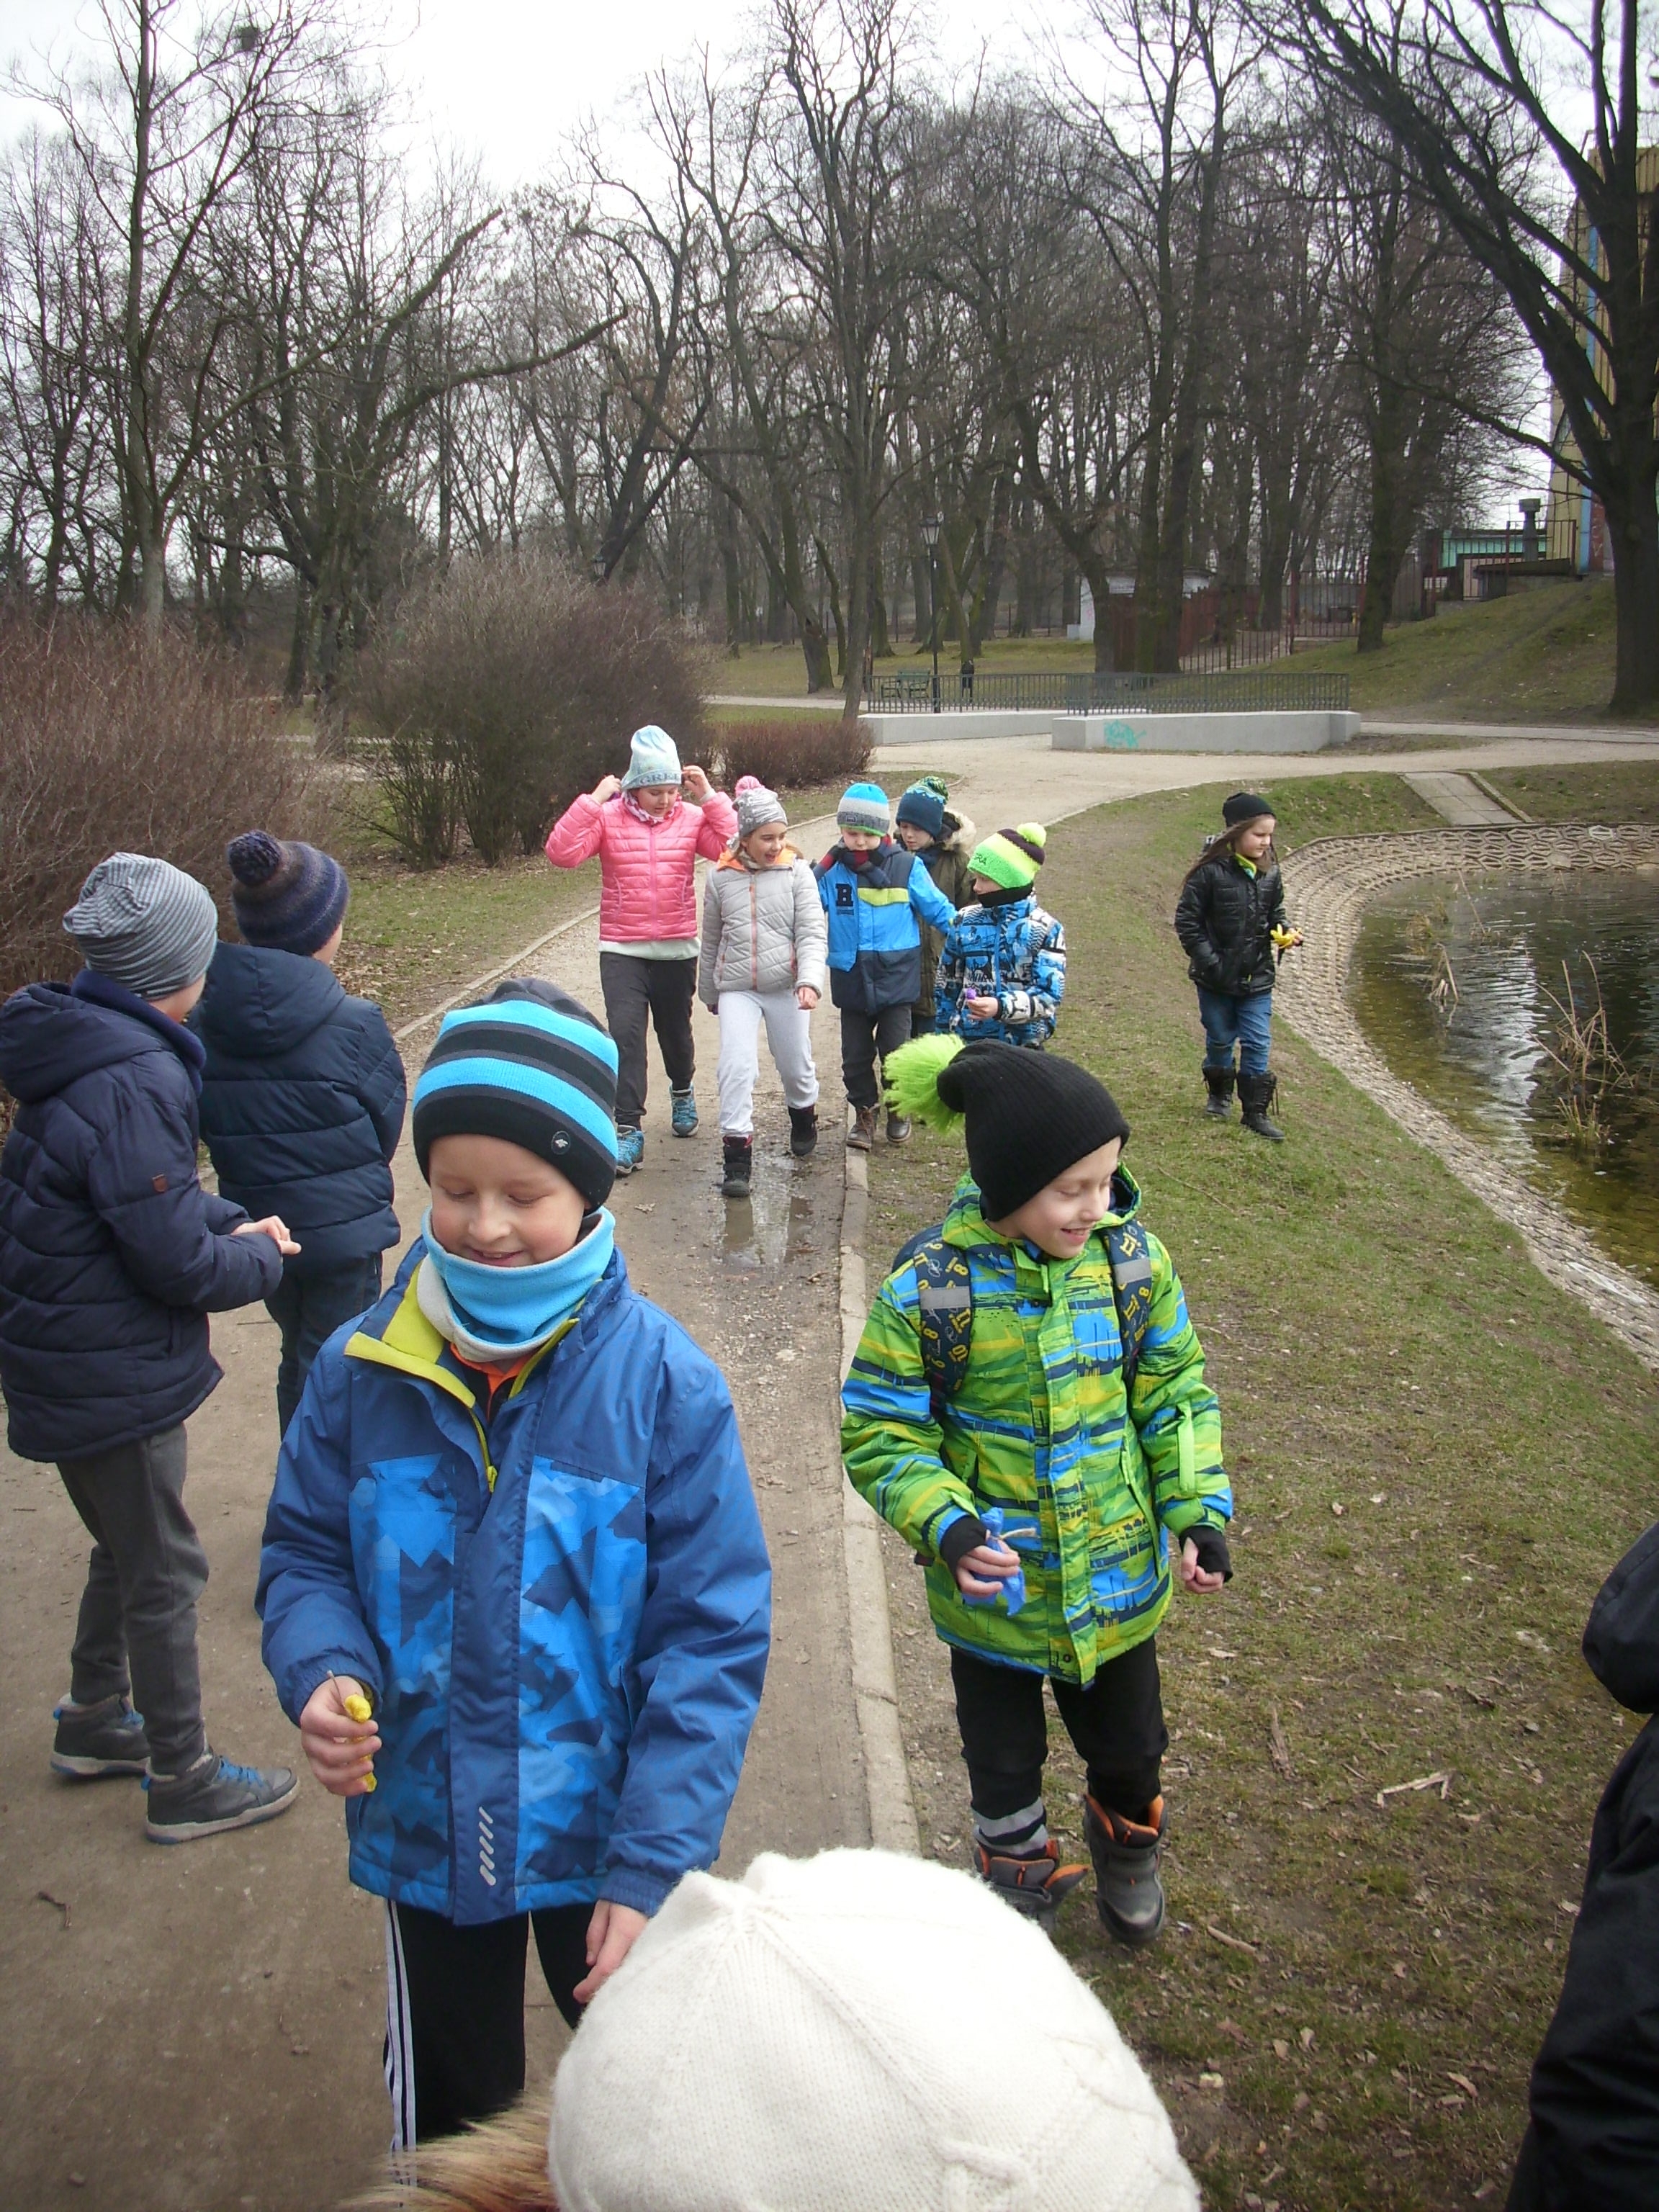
[599,952,696,1130]
[384,1899,591,2146]
[266,1253,384,1437]
[950,1640,1168,1823]
[839,1002,912,1110]
[56,1424,209,1774]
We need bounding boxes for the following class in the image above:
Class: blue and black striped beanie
[412,979,619,1208]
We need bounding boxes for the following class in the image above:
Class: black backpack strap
[892,1226,974,1409]
[1106,1216,1156,1390]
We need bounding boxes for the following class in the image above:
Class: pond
[1350,868,1659,1285]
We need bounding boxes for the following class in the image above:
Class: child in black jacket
[1172,790,1300,1141]
[196,833,405,1435]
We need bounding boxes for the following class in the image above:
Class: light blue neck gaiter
[417,1209,616,1361]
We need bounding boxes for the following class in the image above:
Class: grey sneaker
[1084,1791,1167,1946]
[51,1694,150,1778]
[144,1750,299,1843]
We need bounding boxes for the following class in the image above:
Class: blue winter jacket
[814,840,956,1014]
[257,1244,772,1924]
[935,892,1068,1048]
[194,941,405,1277]
[0,974,282,1461]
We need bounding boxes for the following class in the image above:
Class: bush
[0,613,318,1011]
[710,716,873,795]
[355,556,711,866]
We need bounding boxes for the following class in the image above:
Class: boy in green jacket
[841,1036,1231,1939]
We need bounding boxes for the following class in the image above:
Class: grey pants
[56,1424,208,1774]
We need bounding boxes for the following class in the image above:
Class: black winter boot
[1202,1064,1236,1118]
[974,1838,1089,1931]
[1084,1792,1167,1946]
[788,1105,818,1159]
[719,1134,753,1197]
[1238,1070,1285,1141]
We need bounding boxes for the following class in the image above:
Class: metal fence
[867,668,1351,714]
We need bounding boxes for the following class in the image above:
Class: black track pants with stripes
[384,1899,590,2146]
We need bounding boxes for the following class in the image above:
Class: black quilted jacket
[1173,850,1287,997]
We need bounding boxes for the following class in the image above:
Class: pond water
[1351,868,1659,1285]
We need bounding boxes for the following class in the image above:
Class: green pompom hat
[968,823,1046,891]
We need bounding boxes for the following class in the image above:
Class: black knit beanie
[935,1043,1130,1221]
[1222,790,1272,827]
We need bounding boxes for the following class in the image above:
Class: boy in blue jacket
[0,854,300,1840]
[257,979,771,2146]
[196,832,406,1435]
[815,783,955,1151]
[935,824,1067,1050]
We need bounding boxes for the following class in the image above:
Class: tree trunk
[1359,428,1406,655]
[1606,477,1659,711]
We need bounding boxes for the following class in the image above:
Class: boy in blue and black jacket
[935,823,1067,1051]
[257,980,771,2146]
[195,832,405,1437]
[815,782,955,1150]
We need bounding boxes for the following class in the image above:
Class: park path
[1401,770,1524,824]
[3,727,1654,2211]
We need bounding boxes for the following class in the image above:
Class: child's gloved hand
[299,1674,381,1797]
[1178,1528,1231,1593]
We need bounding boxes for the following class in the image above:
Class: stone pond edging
[1277,823,1659,1372]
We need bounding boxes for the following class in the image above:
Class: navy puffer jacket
[194,941,405,1277]
[0,976,282,1461]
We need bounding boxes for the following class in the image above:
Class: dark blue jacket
[814,841,956,1015]
[0,974,282,1462]
[258,1241,771,1923]
[194,941,405,1278]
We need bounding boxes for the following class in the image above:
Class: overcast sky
[1,0,1047,184]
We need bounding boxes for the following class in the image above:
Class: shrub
[710,716,873,795]
[0,613,319,1011]
[355,555,711,865]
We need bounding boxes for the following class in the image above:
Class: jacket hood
[193,938,343,1059]
[719,841,801,873]
[0,981,170,1106]
[1583,1520,1659,1713]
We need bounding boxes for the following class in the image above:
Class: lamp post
[920,513,942,712]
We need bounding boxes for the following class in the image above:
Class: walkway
[1401,770,1523,825]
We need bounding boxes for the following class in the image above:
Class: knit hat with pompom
[734,775,788,839]
[895,773,949,842]
[968,822,1046,892]
[227,832,349,956]
[884,1033,1130,1220]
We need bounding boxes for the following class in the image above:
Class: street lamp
[920,513,942,712]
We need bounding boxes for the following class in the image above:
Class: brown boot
[1083,1792,1167,1946]
[848,1106,878,1151]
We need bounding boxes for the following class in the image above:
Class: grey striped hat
[63,853,220,999]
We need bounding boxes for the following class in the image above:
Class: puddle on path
[1351,868,1659,1285]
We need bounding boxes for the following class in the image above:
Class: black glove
[1184,1526,1233,1581]
[938,1514,990,1569]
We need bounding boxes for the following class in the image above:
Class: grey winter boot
[1084,1792,1167,1946]
[1238,1070,1285,1141]
[1202,1064,1236,1119]
[719,1135,753,1198]
[974,1838,1089,1931]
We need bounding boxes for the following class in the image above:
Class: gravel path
[1276,823,1659,1370]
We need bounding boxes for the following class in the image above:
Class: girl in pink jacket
[544,727,737,1174]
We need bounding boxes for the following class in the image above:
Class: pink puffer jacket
[543,790,738,942]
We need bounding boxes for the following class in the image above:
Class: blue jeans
[267,1254,385,1437]
[1197,988,1273,1078]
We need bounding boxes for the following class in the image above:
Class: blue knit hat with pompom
[227,832,349,956]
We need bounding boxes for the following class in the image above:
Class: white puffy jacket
[699,846,830,1004]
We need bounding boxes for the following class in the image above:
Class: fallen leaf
[1205,1921,1261,1958]
[1269,1705,1295,1778]
[1558,1899,1580,1916]
[1198,2071,1226,2090]
[1298,2026,1315,2049]
[1272,2038,1290,2059]
[1331,1501,1345,1516]
[1447,2072,1479,2099]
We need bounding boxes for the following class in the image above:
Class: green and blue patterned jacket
[840,1170,1228,1683]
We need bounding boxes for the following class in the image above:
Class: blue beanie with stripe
[412,979,619,1208]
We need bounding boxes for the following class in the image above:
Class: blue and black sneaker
[51,1694,150,1778]
[143,1750,299,1843]
[615,1126,645,1177]
[670,1087,699,1137]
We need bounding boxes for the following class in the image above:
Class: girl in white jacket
[698,778,830,1197]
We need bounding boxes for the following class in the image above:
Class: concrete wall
[867,709,1058,745]
[1051,710,1360,754]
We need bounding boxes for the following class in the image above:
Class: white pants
[716,989,819,1135]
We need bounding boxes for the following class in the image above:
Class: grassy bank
[863,772,1659,2211]
[1484,759,1659,825]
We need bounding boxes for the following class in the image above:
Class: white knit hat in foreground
[549,1847,1198,2212]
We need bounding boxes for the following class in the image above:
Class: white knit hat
[548,1848,1198,2212]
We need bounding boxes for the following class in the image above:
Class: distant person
[348,1848,1200,2212]
[195,832,405,1436]
[843,1038,1231,1936]
[543,728,737,1174]
[934,824,1066,1049]
[698,778,827,1198]
[258,981,770,2146]
[1172,790,1301,1141]
[1507,1520,1659,2212]
[893,774,976,1038]
[814,782,954,1150]
[0,854,299,1840]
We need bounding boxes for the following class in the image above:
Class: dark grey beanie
[63,853,220,999]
